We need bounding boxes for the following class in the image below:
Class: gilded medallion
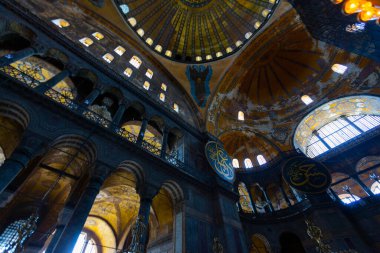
[205,141,235,183]
[282,156,331,194]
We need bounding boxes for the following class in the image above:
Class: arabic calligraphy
[205,141,235,183]
[283,157,331,193]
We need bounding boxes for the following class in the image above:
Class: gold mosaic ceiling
[114,0,280,63]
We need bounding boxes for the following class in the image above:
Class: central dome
[180,0,212,8]
[115,0,280,63]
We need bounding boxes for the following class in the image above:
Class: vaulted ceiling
[15,0,380,164]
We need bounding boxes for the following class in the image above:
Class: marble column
[45,206,74,253]
[77,87,102,114]
[131,184,158,252]
[0,45,44,67]
[160,128,169,159]
[35,69,71,94]
[136,118,148,146]
[52,170,108,253]
[0,136,43,194]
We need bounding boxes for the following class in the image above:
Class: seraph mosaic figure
[186,65,212,108]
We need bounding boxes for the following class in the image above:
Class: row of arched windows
[232,156,267,169]
[51,18,180,114]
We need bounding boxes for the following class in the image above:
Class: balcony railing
[0,64,186,168]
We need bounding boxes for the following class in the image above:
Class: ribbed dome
[114,0,280,63]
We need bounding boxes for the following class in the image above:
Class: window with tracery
[338,194,361,204]
[306,115,380,158]
[72,232,97,253]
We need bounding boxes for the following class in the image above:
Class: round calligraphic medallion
[205,141,235,183]
[282,156,331,194]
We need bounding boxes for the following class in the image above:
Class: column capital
[91,162,112,182]
[138,183,160,200]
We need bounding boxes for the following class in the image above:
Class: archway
[279,232,306,253]
[0,135,95,250]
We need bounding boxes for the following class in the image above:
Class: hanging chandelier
[331,0,380,24]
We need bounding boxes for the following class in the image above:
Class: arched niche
[250,234,271,253]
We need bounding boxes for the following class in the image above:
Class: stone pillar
[0,136,43,194]
[83,88,102,106]
[0,44,44,67]
[45,206,74,253]
[35,69,71,94]
[129,184,158,252]
[136,118,148,146]
[352,175,374,197]
[52,168,108,253]
[173,201,185,253]
[279,183,292,207]
[160,128,169,159]
[112,102,127,126]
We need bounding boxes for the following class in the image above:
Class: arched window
[159,93,165,102]
[143,81,150,90]
[306,115,380,157]
[79,37,94,47]
[119,4,130,14]
[238,111,245,121]
[294,96,380,158]
[257,155,267,166]
[92,32,104,41]
[301,95,313,105]
[238,182,254,213]
[51,18,70,28]
[232,158,240,168]
[72,232,97,253]
[130,56,142,69]
[371,181,380,194]
[145,69,153,79]
[0,219,36,252]
[124,68,133,77]
[173,103,179,113]
[102,53,114,63]
[114,46,126,56]
[244,158,253,169]
[331,64,347,74]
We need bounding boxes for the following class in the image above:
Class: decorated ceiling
[12,0,380,165]
[115,0,280,63]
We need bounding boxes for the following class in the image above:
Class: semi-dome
[114,0,280,63]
